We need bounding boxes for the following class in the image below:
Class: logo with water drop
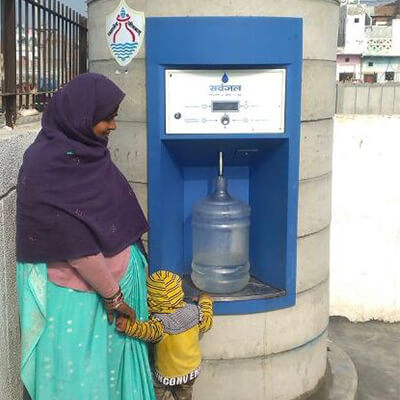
[222,73,229,83]
[106,0,145,66]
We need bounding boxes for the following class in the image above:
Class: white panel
[165,69,286,134]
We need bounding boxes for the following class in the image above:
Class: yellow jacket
[124,295,213,384]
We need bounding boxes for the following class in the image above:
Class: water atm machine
[146,17,302,315]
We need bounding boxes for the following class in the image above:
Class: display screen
[212,101,239,111]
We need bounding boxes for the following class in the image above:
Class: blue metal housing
[146,17,302,315]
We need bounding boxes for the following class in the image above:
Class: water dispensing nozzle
[218,151,224,177]
[216,152,228,194]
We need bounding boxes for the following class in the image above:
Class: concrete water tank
[88,1,337,398]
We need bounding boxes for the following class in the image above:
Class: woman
[16,73,155,400]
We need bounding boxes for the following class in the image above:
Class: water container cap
[214,176,230,199]
[193,175,251,219]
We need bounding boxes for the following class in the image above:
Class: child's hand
[192,292,212,302]
[116,316,129,332]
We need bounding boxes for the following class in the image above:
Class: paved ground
[328,316,400,400]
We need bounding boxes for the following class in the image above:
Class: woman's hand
[116,316,129,332]
[105,300,136,325]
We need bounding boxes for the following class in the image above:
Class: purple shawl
[16,73,148,263]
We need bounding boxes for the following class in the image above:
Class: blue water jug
[191,153,250,293]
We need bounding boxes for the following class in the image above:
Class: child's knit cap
[147,270,185,314]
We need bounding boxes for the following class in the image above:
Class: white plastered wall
[330,115,400,323]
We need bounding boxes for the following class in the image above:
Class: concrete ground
[328,316,400,400]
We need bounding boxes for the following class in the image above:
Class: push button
[221,114,230,126]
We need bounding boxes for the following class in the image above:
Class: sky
[361,0,392,4]
[61,0,87,16]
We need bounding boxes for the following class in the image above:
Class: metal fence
[1,0,88,127]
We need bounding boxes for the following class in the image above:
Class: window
[355,18,360,23]
[364,73,377,83]
[339,72,354,82]
[368,62,374,67]
[345,57,350,62]
[385,72,394,81]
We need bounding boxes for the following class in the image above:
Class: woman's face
[93,112,118,138]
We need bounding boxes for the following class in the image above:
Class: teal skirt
[17,245,156,400]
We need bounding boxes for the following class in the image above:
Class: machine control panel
[165,69,286,134]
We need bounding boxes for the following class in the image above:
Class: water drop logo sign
[106,0,145,66]
[222,73,229,83]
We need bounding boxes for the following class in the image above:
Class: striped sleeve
[125,316,164,343]
[198,295,214,333]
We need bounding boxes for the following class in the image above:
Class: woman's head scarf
[16,72,148,262]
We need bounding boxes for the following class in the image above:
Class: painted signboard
[106,0,145,66]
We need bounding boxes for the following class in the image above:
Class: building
[337,0,400,82]
[373,0,400,24]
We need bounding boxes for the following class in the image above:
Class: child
[116,270,214,400]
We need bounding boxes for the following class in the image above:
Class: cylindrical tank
[192,155,250,293]
[88,1,337,399]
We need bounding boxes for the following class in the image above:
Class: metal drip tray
[183,274,286,302]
